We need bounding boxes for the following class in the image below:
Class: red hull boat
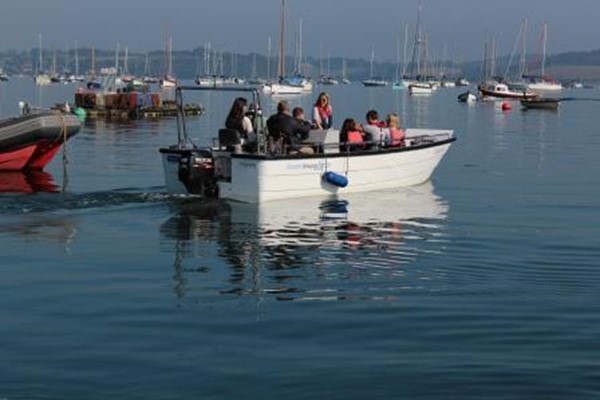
[0,112,81,171]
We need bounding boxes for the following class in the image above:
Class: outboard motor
[177,149,219,197]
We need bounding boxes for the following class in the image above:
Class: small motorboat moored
[520,98,560,110]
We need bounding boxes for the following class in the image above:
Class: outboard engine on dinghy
[177,149,219,197]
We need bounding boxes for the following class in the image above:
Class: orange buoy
[501,101,512,111]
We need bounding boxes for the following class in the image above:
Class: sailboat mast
[541,22,547,77]
[91,45,96,76]
[519,19,528,78]
[278,0,285,79]
[75,42,79,76]
[267,37,272,80]
[370,45,375,77]
[395,35,401,81]
[38,33,43,73]
[402,23,409,77]
[298,18,303,75]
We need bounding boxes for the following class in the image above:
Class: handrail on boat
[174,85,264,150]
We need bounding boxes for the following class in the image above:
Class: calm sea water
[1,78,599,399]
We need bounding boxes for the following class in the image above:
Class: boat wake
[0,187,181,215]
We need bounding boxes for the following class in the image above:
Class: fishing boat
[520,97,560,110]
[158,86,456,203]
[478,81,538,100]
[0,108,81,171]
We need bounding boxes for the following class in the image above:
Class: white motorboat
[409,82,434,95]
[0,69,9,82]
[457,91,477,103]
[525,78,563,92]
[261,81,303,95]
[362,78,388,87]
[159,86,456,203]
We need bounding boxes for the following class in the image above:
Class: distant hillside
[1,47,599,81]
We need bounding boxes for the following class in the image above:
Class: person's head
[315,92,330,108]
[292,106,304,119]
[277,100,290,114]
[366,109,379,123]
[386,113,400,129]
[341,118,355,134]
[228,97,248,119]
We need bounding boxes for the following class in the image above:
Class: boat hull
[161,129,455,203]
[520,99,560,110]
[262,83,304,95]
[479,84,538,100]
[0,113,81,171]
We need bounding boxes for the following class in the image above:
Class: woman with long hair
[225,97,255,142]
[312,92,333,130]
[339,118,364,151]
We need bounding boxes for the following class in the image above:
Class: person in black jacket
[266,101,311,154]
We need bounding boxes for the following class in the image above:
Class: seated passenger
[312,92,333,129]
[386,113,406,147]
[339,118,365,151]
[362,109,387,148]
[225,97,256,143]
[266,101,312,154]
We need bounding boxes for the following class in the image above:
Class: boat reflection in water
[0,170,60,194]
[161,182,449,301]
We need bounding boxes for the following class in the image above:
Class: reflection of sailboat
[160,182,449,299]
[0,171,59,193]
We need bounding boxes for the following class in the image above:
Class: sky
[0,0,598,62]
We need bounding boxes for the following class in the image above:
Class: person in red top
[362,109,388,148]
[386,113,406,147]
[312,92,333,129]
[339,118,365,151]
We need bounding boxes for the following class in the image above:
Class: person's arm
[312,106,322,129]
[242,116,254,133]
[294,118,311,141]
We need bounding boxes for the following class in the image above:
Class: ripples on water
[158,183,450,302]
[2,80,600,399]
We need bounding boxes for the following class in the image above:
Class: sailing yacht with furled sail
[392,24,409,90]
[406,1,434,95]
[34,34,51,86]
[362,45,388,87]
[524,22,562,91]
[160,30,177,88]
[262,0,305,96]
